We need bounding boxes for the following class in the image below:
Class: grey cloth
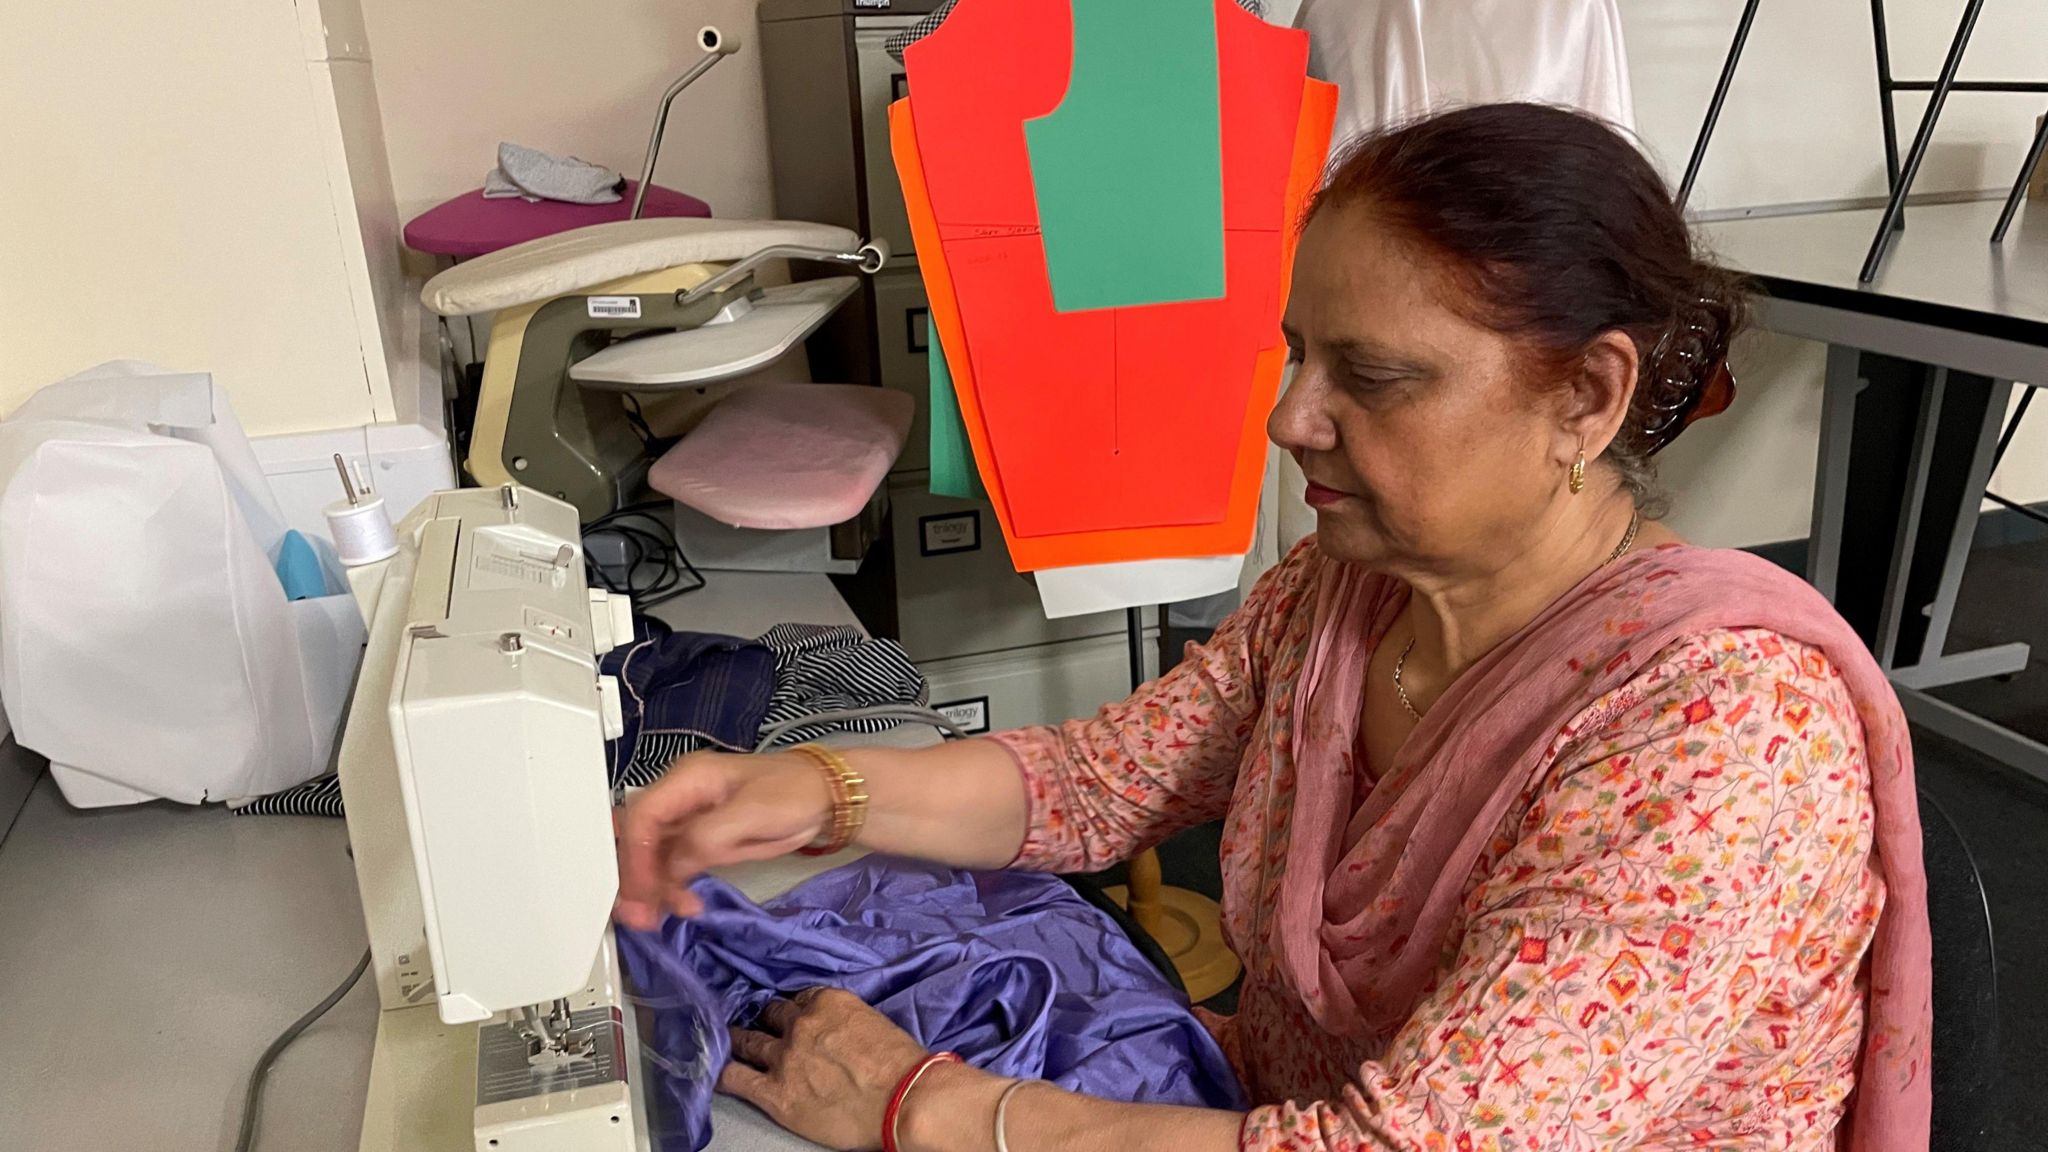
[885,0,1267,63]
[482,141,626,204]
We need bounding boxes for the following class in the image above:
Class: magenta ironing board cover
[403,182,712,258]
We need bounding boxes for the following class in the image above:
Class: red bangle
[882,1051,961,1152]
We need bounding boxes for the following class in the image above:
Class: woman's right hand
[614,750,837,929]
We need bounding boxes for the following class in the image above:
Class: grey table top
[0,570,915,1152]
[1701,198,2048,347]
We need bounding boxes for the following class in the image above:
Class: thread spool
[324,496,398,566]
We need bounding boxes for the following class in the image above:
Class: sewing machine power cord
[231,946,372,1152]
[583,500,707,609]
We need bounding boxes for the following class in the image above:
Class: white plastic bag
[0,361,365,807]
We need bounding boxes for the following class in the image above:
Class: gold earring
[1568,450,1586,495]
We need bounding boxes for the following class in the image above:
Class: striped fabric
[234,623,928,818]
[230,773,345,818]
[623,731,714,787]
[756,624,929,748]
[884,0,1267,63]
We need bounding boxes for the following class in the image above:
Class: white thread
[324,496,398,566]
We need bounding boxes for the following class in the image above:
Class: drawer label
[934,696,990,735]
[919,510,981,556]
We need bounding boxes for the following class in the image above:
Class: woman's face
[1270,204,1583,580]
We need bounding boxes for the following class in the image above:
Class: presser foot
[474,1002,648,1151]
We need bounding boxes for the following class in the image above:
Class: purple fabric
[618,857,1247,1152]
[402,182,712,257]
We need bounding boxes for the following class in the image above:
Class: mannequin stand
[1108,607,1241,1003]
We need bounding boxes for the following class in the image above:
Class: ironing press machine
[421,219,888,521]
[338,484,654,1151]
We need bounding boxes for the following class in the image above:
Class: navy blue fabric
[600,618,777,789]
[618,857,1247,1152]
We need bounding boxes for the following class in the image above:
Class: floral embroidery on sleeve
[994,542,1319,873]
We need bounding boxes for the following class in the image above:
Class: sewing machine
[337,484,652,1151]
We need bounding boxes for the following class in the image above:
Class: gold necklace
[1392,510,1643,721]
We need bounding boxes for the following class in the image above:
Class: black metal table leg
[1859,0,1987,283]
[1992,110,2048,243]
[1677,0,1763,209]
[1991,387,2035,469]
[1869,0,1905,232]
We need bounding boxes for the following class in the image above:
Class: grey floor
[1923,530,2048,1146]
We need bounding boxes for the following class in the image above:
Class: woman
[615,104,1931,1152]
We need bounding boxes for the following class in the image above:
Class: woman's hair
[1307,103,1745,508]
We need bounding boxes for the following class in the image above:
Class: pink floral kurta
[994,544,1882,1151]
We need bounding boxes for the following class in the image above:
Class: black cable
[233,948,372,1152]
[621,393,661,448]
[583,501,705,608]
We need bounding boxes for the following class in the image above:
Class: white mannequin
[1298,0,1634,152]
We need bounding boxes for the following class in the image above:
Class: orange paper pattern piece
[892,8,1336,570]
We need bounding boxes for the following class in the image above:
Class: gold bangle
[793,743,867,856]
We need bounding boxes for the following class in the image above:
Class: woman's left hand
[720,987,933,1151]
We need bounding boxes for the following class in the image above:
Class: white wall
[358,0,776,229]
[1623,0,2048,545]
[0,0,397,435]
[1628,0,2048,214]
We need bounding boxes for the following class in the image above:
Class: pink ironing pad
[651,384,913,530]
[403,182,712,258]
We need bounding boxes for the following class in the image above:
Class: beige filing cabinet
[759,3,936,479]
[889,479,1159,665]
[923,630,1163,739]
[761,0,1170,728]
[874,273,933,474]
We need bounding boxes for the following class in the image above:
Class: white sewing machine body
[338,484,652,1152]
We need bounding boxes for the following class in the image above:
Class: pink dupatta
[1273,544,1932,1150]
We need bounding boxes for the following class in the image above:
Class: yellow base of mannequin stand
[1106,847,1241,1003]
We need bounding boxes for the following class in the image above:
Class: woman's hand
[724,991,1243,1152]
[720,988,948,1152]
[614,750,833,928]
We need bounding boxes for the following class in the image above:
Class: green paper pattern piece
[1024,0,1225,312]
[928,337,987,502]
